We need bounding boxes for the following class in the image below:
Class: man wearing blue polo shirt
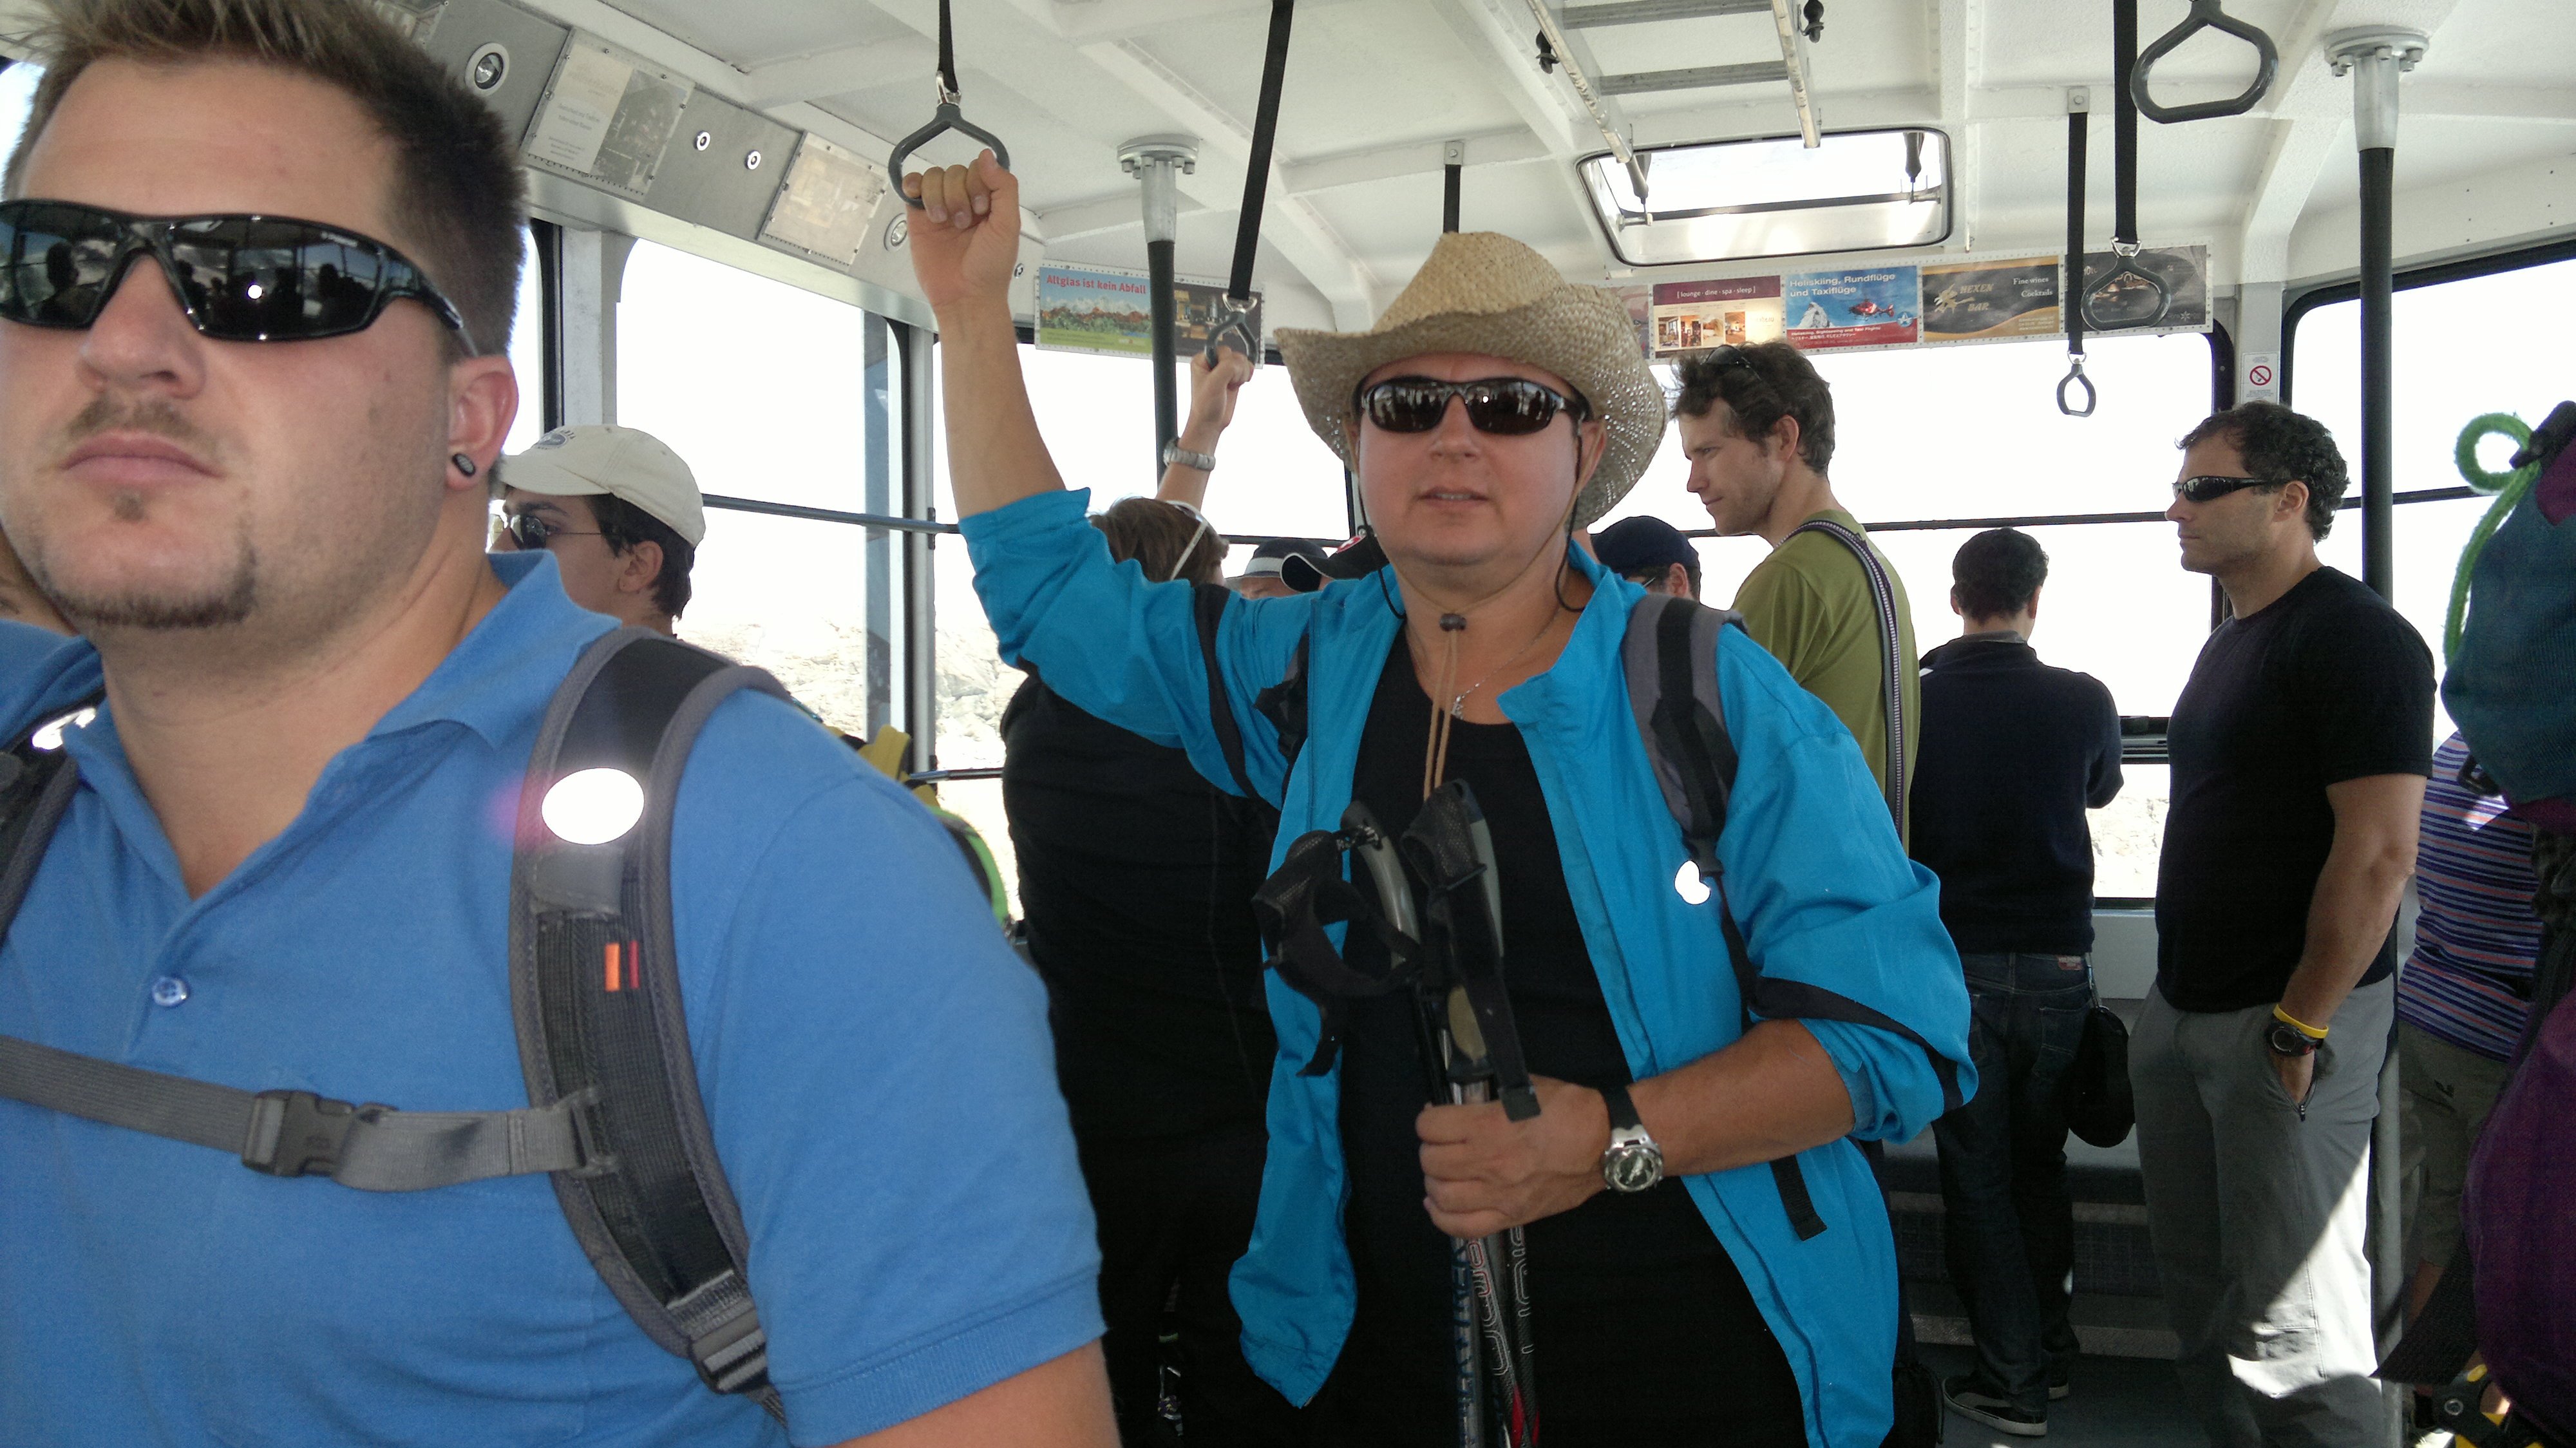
[0,2,1110,1445]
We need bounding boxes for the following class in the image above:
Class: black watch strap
[1602,1081,1643,1132]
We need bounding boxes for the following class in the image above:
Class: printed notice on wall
[762,134,884,265]
[1650,276,1785,356]
[1920,257,2061,342]
[1784,266,1920,350]
[525,43,631,176]
[1034,263,1260,359]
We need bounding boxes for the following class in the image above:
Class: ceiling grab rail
[2081,0,2172,333]
[1522,0,1653,207]
[1206,0,1296,366]
[2132,0,2279,124]
[2056,90,2096,418]
[887,0,1013,207]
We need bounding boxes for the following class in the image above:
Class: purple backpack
[2465,962,2576,1443]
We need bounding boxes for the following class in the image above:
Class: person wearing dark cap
[1591,515,1701,599]
[1233,538,1330,599]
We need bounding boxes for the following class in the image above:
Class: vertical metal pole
[863,312,896,738]
[896,320,938,779]
[1121,137,1198,475]
[1443,140,1465,233]
[2358,145,2396,600]
[2329,32,2426,1447]
[1149,236,1179,464]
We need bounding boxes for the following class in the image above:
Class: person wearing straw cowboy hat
[907,153,1967,1447]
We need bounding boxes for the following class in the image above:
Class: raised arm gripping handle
[888,104,1014,209]
[1202,295,1260,367]
[2132,0,2279,124]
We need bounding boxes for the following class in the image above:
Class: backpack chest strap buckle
[242,1089,381,1179]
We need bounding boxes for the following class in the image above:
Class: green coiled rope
[2445,412,2544,666]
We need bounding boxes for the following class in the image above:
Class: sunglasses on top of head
[0,199,475,352]
[2172,474,2288,504]
[1356,376,1589,437]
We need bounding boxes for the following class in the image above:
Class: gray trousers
[2132,977,2392,1448]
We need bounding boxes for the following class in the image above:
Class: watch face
[2267,1022,2316,1057]
[1605,1143,1663,1194]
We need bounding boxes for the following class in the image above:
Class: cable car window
[2288,252,2576,741]
[618,241,896,738]
[1581,129,1952,266]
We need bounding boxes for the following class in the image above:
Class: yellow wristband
[2273,1005,2329,1040]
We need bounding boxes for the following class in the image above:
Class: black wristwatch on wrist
[1598,1083,1665,1194]
[2265,1019,2322,1058]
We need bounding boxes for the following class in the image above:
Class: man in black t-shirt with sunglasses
[2139,401,2432,1447]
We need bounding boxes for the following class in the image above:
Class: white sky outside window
[2290,256,2576,744]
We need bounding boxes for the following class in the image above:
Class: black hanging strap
[888,0,1014,207]
[2058,102,2096,417]
[1205,0,1295,363]
[2082,0,2172,332]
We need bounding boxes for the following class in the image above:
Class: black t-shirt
[2155,567,2434,1012]
[1323,640,1802,1438]
[1911,634,2123,955]
[1000,676,1277,1138]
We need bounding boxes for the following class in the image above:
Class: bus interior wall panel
[411,0,570,149]
[643,90,800,243]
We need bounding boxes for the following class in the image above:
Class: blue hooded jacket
[964,490,1971,1447]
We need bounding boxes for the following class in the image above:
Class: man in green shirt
[1674,342,1919,840]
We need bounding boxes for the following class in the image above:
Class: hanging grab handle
[2082,245,2174,332]
[1206,0,1296,364]
[2081,1,2174,334]
[2058,359,2098,418]
[2132,0,2279,124]
[889,0,1014,209]
[2058,101,2095,419]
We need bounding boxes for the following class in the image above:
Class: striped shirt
[2398,734,2543,1061]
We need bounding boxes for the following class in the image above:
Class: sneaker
[2049,1362,2072,1402]
[1944,1373,2047,1438]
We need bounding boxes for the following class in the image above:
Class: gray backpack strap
[510,627,791,1421]
[1787,517,1908,826]
[0,696,596,1192]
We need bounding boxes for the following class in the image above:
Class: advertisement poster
[1785,266,1920,349]
[1921,256,2061,342]
[2070,244,2210,333]
[1649,276,1785,355]
[1034,263,1262,359]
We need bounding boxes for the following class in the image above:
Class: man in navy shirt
[0,1,1110,1443]
[1911,528,2121,1436]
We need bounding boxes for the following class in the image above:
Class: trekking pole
[1403,782,1542,1447]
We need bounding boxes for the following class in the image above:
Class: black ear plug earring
[453,453,478,477]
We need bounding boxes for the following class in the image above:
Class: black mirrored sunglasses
[0,199,475,352]
[1356,376,1589,437]
[2172,474,2286,504]
[498,512,602,551]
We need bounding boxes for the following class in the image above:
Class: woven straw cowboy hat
[1275,231,1665,530]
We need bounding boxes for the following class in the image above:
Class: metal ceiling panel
[410,0,571,147]
[645,91,799,241]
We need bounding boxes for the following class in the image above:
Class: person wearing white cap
[909,151,1967,1446]
[491,424,706,635]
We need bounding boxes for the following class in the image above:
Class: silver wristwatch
[1599,1083,1665,1193]
[1161,441,1217,472]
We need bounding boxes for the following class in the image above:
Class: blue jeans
[1933,951,2094,1412]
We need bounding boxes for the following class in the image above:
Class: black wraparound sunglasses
[497,511,601,552]
[1357,376,1589,437]
[0,199,475,352]
[2172,474,2289,504]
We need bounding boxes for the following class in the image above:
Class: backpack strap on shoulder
[1191,582,1312,806]
[1788,517,1908,826]
[510,627,791,1421]
[0,691,597,1191]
